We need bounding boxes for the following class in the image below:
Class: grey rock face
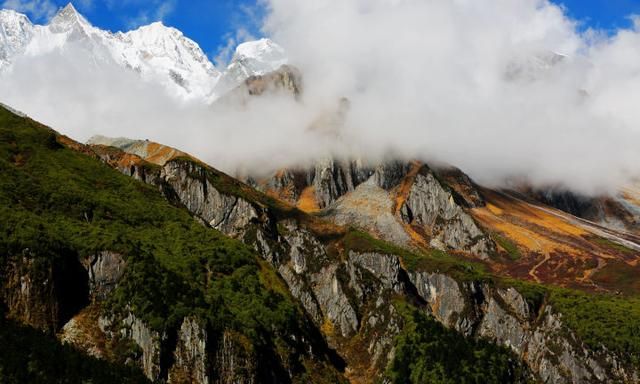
[255,220,403,367]
[120,313,163,381]
[369,161,412,190]
[162,161,258,237]
[263,168,306,203]
[407,271,637,384]
[101,311,262,384]
[312,158,372,209]
[433,166,486,208]
[212,331,256,384]
[277,265,323,324]
[409,271,473,334]
[253,159,411,209]
[281,220,327,274]
[217,65,302,105]
[342,252,405,368]
[479,297,528,354]
[313,264,360,337]
[327,181,412,248]
[497,287,530,319]
[400,170,494,258]
[257,159,409,209]
[81,251,125,301]
[169,317,209,384]
[348,251,404,293]
[103,155,637,383]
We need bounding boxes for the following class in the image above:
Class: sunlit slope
[473,189,640,293]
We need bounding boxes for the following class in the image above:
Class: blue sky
[3,0,640,62]
[1,0,266,61]
[555,0,640,31]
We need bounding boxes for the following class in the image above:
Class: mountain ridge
[82,116,640,383]
[0,3,287,102]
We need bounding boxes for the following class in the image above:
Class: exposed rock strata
[93,154,638,383]
[400,169,495,258]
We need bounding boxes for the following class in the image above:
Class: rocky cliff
[89,142,639,383]
[249,158,496,259]
[2,104,638,384]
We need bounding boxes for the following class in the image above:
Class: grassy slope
[0,106,343,382]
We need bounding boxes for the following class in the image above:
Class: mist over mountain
[1,1,640,195]
[4,3,640,383]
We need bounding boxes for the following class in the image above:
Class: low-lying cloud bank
[3,0,640,195]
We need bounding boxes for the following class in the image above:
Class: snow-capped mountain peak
[0,9,34,66]
[0,4,288,102]
[0,8,31,29]
[122,20,217,74]
[234,38,286,64]
[114,20,221,99]
[49,3,91,33]
[212,38,288,96]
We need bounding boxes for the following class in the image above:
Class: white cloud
[3,0,640,195]
[259,0,640,194]
[2,0,57,21]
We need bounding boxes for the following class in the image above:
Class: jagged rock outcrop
[245,65,301,96]
[96,152,637,383]
[400,169,495,258]
[97,310,266,384]
[252,159,410,210]
[91,137,498,260]
[2,252,60,331]
[409,271,638,384]
[433,165,486,208]
[369,161,413,191]
[169,317,209,384]
[311,158,373,208]
[81,251,126,301]
[409,272,474,334]
[252,159,496,258]
[216,65,303,106]
[119,313,164,381]
[212,331,257,384]
[162,161,260,237]
[167,320,260,384]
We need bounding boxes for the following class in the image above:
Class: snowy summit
[0,3,288,102]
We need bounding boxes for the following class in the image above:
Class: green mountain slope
[0,106,345,383]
